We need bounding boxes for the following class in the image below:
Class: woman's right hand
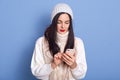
[51,52,62,69]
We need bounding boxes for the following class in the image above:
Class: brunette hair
[44,12,74,56]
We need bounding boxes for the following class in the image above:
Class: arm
[71,38,87,79]
[31,37,53,79]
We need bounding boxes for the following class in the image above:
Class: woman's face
[57,13,70,35]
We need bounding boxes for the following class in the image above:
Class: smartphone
[65,49,75,55]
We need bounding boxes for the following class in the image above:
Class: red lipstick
[60,30,65,32]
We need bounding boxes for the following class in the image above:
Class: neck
[56,32,69,53]
[56,32,69,42]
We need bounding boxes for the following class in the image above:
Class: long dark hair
[44,12,74,56]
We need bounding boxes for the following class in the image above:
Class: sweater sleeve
[71,38,87,79]
[31,37,53,80]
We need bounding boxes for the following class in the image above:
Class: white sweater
[31,32,87,80]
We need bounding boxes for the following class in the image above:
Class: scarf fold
[56,32,69,53]
[43,31,74,80]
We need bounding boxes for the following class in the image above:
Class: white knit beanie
[51,3,73,21]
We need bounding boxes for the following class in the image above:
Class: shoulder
[74,37,85,47]
[74,37,85,52]
[75,37,84,44]
[35,36,46,45]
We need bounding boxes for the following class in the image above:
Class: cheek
[57,25,61,31]
[66,25,70,30]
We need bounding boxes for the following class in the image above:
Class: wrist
[51,62,57,69]
[70,62,77,69]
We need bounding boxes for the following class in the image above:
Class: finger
[57,53,62,58]
[63,53,73,61]
[65,53,75,58]
[62,55,70,64]
[66,53,76,61]
[54,56,57,61]
[63,54,74,63]
[64,53,76,62]
[54,54,57,57]
[62,56,74,66]
[73,53,76,57]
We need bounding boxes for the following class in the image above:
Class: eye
[65,21,70,24]
[57,20,62,24]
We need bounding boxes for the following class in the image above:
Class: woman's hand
[62,52,77,69]
[51,52,62,69]
[54,52,62,65]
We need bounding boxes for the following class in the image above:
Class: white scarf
[56,31,69,53]
[43,31,74,80]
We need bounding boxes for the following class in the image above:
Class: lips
[60,30,65,32]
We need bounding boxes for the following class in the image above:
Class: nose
[61,26,64,28]
[61,23,65,28]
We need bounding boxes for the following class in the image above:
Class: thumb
[73,53,76,57]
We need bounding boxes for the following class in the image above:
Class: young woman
[31,3,87,80]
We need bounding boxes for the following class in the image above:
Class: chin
[58,30,67,34]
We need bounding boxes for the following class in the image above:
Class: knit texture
[43,31,72,80]
[51,3,73,21]
[56,31,69,53]
[31,34,87,80]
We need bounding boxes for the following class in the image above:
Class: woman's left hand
[62,52,77,69]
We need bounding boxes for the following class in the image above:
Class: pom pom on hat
[51,3,73,21]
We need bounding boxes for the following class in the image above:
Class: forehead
[58,13,70,21]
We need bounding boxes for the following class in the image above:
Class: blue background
[0,0,120,80]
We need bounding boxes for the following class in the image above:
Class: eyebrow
[57,20,70,22]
